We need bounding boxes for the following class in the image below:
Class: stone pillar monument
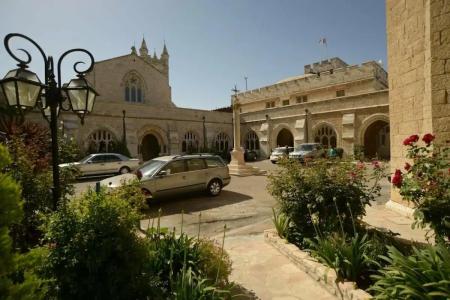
[385,0,450,214]
[228,88,264,176]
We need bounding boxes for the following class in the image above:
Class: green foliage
[144,230,232,297]
[57,126,82,164]
[370,244,450,299]
[396,137,449,243]
[268,158,386,246]
[3,121,78,251]
[353,145,365,161]
[111,140,131,158]
[43,188,152,299]
[172,267,230,300]
[108,178,148,210]
[272,207,291,239]
[0,144,49,300]
[307,233,380,288]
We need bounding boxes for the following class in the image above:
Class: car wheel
[119,166,131,174]
[207,179,222,196]
[271,161,276,164]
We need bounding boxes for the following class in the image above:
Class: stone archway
[276,128,294,147]
[141,134,160,161]
[363,120,390,159]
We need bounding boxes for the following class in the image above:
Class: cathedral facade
[52,39,233,161]
[235,58,390,159]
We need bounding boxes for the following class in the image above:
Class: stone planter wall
[264,229,372,300]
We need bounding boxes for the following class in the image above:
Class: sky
[0,0,386,110]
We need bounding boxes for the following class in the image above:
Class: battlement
[237,60,388,103]
[304,57,348,74]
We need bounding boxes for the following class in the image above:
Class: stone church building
[236,57,390,159]
[56,39,234,161]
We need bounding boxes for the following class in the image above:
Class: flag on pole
[319,37,327,47]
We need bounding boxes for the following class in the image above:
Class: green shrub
[272,207,291,239]
[144,230,232,296]
[0,144,49,300]
[172,267,230,300]
[393,134,449,244]
[43,188,153,299]
[370,244,450,299]
[108,178,148,210]
[307,233,380,288]
[268,158,386,246]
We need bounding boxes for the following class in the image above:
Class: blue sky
[0,0,386,110]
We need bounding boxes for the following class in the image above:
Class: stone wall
[386,0,450,205]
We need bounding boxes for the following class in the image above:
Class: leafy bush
[43,188,153,299]
[272,208,291,239]
[0,144,49,300]
[392,134,449,243]
[370,244,450,299]
[144,230,232,297]
[108,178,148,210]
[307,233,380,288]
[268,158,386,246]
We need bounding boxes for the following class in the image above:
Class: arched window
[88,129,117,153]
[245,131,259,150]
[215,132,230,152]
[124,73,144,103]
[182,131,199,153]
[314,124,337,148]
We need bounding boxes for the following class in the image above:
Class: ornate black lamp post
[0,33,98,209]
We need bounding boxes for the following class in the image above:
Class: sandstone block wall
[386,0,450,204]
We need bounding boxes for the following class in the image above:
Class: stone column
[228,95,265,176]
[229,96,245,165]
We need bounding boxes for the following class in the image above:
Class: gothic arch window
[215,132,230,152]
[245,131,259,150]
[88,129,117,153]
[182,131,199,153]
[124,73,144,103]
[314,124,337,148]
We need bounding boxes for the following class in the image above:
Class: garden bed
[264,229,372,300]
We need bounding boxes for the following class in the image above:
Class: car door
[153,159,188,198]
[103,154,123,174]
[80,154,105,175]
[184,158,207,192]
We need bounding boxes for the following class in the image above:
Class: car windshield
[297,144,315,151]
[79,154,95,163]
[273,148,287,154]
[137,159,166,178]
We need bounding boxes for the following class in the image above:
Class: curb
[264,229,372,300]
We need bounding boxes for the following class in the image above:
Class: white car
[59,153,140,177]
[270,147,294,163]
[289,143,326,162]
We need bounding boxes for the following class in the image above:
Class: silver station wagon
[101,154,231,198]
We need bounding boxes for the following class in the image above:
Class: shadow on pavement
[144,190,253,217]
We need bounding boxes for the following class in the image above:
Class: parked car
[100,154,231,199]
[244,149,257,161]
[59,153,140,177]
[270,147,294,163]
[289,143,326,162]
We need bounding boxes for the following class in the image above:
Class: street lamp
[0,33,98,210]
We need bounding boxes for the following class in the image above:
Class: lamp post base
[228,148,265,176]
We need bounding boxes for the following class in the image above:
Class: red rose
[403,134,419,146]
[372,161,380,169]
[392,169,403,188]
[422,133,435,146]
[357,162,365,170]
[404,162,411,171]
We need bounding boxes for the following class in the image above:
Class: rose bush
[393,134,449,244]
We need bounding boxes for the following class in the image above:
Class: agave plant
[370,244,450,299]
[272,207,291,239]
